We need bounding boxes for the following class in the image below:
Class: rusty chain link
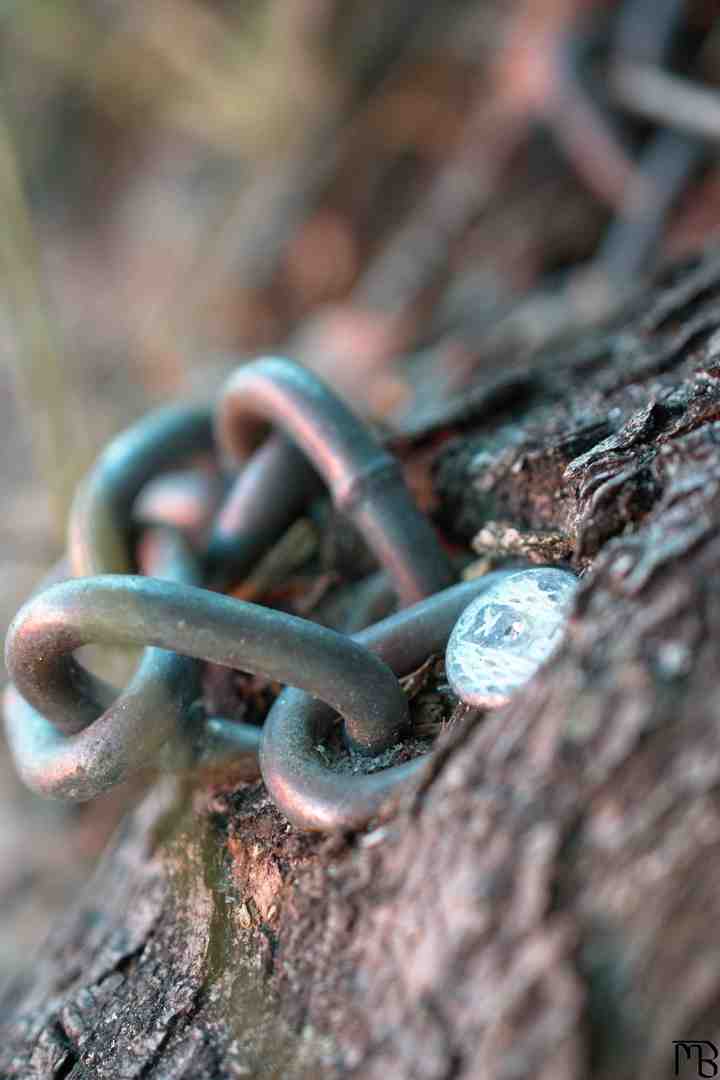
[4,356,574,830]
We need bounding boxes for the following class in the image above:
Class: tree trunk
[4,252,720,1079]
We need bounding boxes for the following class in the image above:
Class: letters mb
[674,1041,719,1077]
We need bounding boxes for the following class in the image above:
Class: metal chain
[259,574,518,832]
[4,356,573,829]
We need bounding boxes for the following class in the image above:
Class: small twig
[231,519,319,603]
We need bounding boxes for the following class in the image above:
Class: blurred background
[1,0,719,986]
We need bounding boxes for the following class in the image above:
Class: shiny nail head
[445,567,578,708]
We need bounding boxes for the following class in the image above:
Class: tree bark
[4,251,720,1079]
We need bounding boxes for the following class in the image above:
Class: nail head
[445,567,578,708]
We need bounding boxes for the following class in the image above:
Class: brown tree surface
[4,251,720,1079]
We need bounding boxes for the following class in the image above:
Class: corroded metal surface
[259,574,517,832]
[216,357,455,604]
[5,574,406,799]
[4,356,575,830]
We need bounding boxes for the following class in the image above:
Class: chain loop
[216,357,455,604]
[5,574,407,799]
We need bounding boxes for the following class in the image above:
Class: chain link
[4,357,571,829]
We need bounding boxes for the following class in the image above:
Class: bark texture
[5,252,720,1078]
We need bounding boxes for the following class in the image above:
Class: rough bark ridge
[5,252,720,1078]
